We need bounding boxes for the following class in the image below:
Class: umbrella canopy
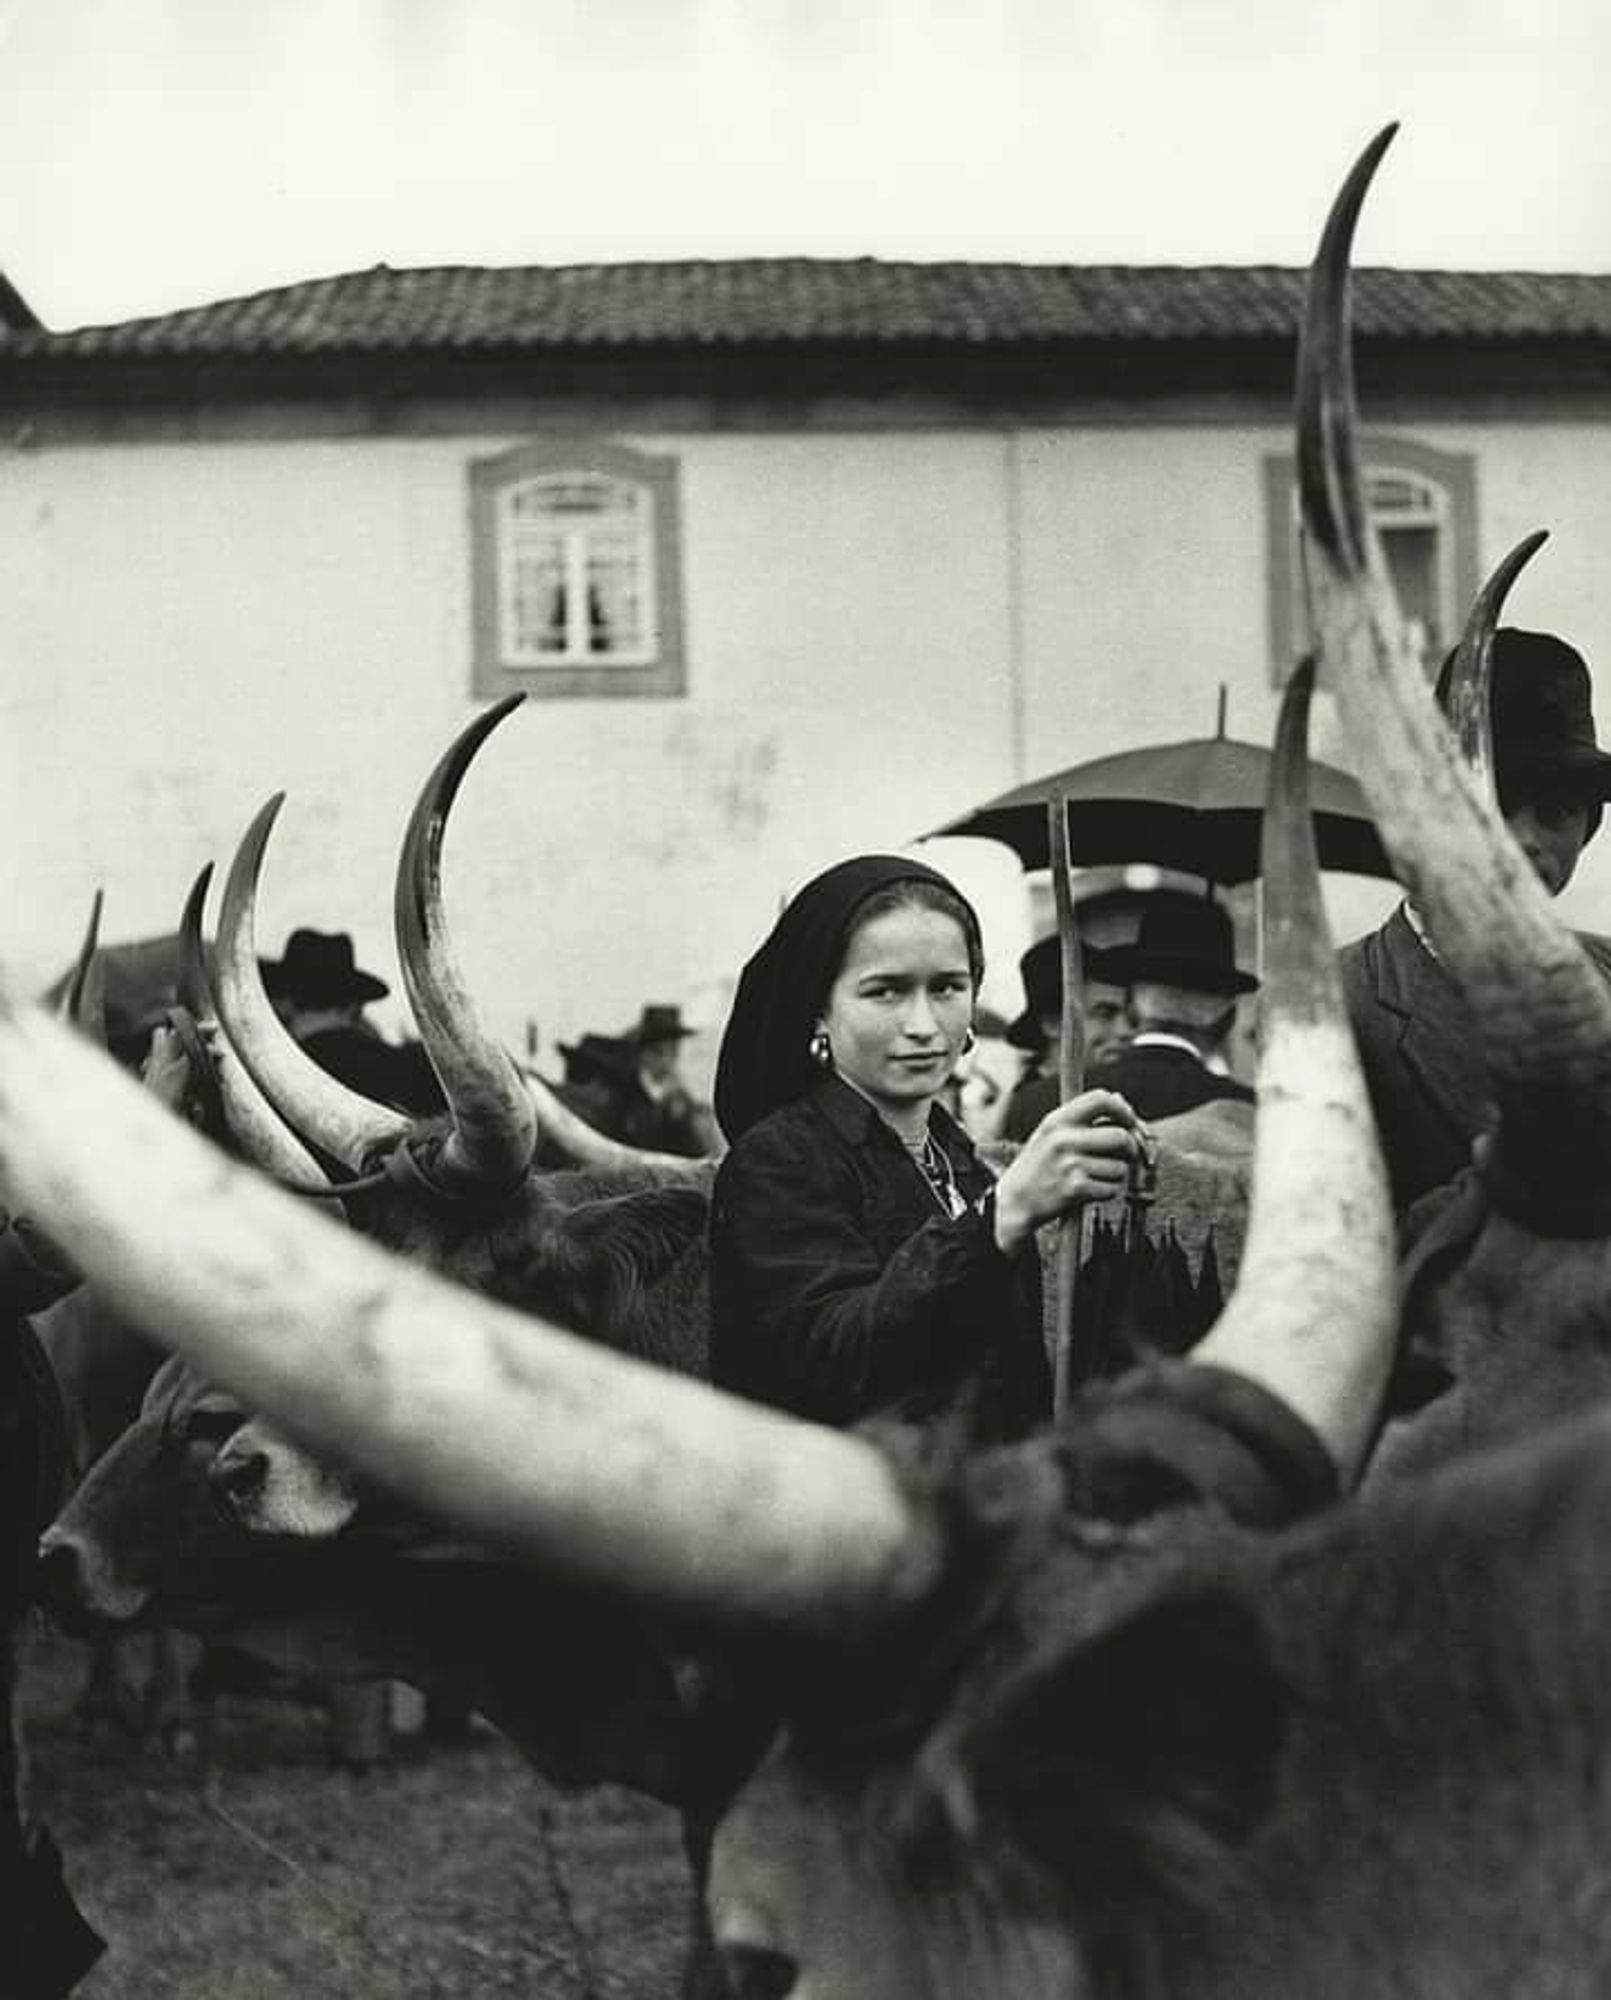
[931,732,1393,884]
[42,933,213,1053]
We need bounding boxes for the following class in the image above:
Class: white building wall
[5,406,1611,1088]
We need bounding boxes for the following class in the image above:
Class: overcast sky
[3,0,1609,331]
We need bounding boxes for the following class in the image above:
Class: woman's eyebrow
[853,965,970,984]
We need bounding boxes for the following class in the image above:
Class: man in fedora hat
[1001,889,1244,1138]
[1092,896,1259,1120]
[556,1005,714,1157]
[262,928,443,1119]
[1339,627,1611,1212]
[999,894,1141,1143]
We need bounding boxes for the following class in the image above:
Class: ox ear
[960,1588,1284,1925]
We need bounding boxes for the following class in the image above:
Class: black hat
[1099,896,1257,999]
[261,929,388,1008]
[626,1004,696,1047]
[1435,627,1611,805]
[1004,933,1129,1051]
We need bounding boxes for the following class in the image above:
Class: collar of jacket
[811,1070,973,1159]
[1399,898,1441,963]
[1371,903,1464,1018]
[1128,1031,1207,1062]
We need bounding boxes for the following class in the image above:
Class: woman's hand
[140,1023,193,1112]
[990,1089,1152,1253]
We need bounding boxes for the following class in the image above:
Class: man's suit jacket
[1088,1041,1255,1122]
[1338,904,1611,1213]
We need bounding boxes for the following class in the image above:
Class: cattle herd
[7,128,1611,1998]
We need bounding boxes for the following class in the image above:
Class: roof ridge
[13,260,1611,355]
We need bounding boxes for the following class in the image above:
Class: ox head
[203,697,715,1343]
[176,712,717,1536]
[36,1355,280,1633]
[1294,128,1611,1476]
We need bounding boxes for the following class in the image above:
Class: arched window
[1263,435,1477,685]
[470,439,685,698]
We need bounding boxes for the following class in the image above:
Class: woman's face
[821,904,976,1118]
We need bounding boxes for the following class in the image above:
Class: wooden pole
[1048,794,1086,1415]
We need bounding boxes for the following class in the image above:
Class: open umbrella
[930,696,1393,885]
[42,932,214,1054]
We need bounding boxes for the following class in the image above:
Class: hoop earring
[960,1027,977,1055]
[808,1027,832,1068]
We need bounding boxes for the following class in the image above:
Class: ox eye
[175,1407,245,1450]
[718,1942,798,2000]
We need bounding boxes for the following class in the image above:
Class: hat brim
[1007,945,1131,1049]
[1100,947,1258,997]
[262,969,390,1005]
[1500,746,1611,803]
[1004,1010,1044,1052]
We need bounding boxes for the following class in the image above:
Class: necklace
[903,1127,967,1219]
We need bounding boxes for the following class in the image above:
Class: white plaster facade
[5,398,1610,1092]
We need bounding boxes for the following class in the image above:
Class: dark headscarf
[715,855,981,1143]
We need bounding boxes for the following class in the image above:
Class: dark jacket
[0,1219,105,1998]
[1339,905,1611,1213]
[1077,1040,1253,1123]
[1000,1048,1134,1143]
[300,1024,446,1118]
[709,1074,1050,1437]
[563,1074,711,1159]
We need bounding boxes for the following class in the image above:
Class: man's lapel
[1374,909,1493,1139]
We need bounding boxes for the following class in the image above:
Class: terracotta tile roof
[7,259,1611,358]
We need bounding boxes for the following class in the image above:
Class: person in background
[559,1008,714,1157]
[999,926,1131,1142]
[1339,627,1611,1214]
[621,1006,717,1157]
[1000,888,1221,1141]
[1094,896,1259,1120]
[262,929,444,1118]
[708,854,1149,1437]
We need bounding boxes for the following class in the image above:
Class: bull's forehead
[703,1499,1214,1998]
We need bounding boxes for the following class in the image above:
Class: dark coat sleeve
[710,1119,1048,1431]
[0,1218,79,1319]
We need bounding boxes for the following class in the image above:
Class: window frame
[469,437,686,700]
[1262,432,1478,685]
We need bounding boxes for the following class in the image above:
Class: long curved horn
[394,697,536,1187]
[1441,531,1548,800]
[213,796,410,1173]
[178,866,340,1202]
[1296,128,1611,1222]
[1191,662,1396,1483]
[58,889,106,1044]
[0,995,943,1645]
